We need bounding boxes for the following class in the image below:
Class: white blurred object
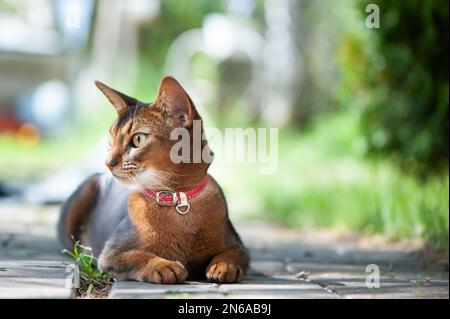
[22,138,108,204]
[52,0,95,51]
[203,15,235,60]
[17,79,71,134]
[164,13,264,125]
[79,0,158,114]
[0,16,60,55]
[164,1,301,127]
[226,0,255,17]
[31,80,70,129]
[126,0,160,22]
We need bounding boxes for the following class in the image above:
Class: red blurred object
[0,107,23,135]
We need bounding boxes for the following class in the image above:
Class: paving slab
[0,204,73,299]
[0,260,72,298]
[0,233,64,260]
[0,203,448,299]
[109,223,448,299]
[248,261,286,275]
[312,277,449,299]
[109,275,338,299]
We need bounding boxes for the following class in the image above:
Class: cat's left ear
[95,81,138,115]
[156,76,196,128]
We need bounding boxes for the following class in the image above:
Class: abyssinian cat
[57,76,249,283]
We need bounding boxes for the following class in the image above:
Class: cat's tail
[57,173,101,251]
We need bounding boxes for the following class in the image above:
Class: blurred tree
[290,0,341,125]
[290,0,367,127]
[136,0,224,96]
[352,0,449,174]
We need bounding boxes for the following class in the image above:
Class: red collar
[142,176,208,214]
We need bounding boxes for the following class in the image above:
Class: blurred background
[0,0,448,258]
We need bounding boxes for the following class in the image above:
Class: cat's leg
[205,218,250,283]
[98,247,188,284]
[206,248,250,283]
[97,217,188,284]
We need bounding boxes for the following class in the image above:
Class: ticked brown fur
[58,76,249,284]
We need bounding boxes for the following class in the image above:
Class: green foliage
[226,113,449,253]
[338,0,449,173]
[63,240,114,298]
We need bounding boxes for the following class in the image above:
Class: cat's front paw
[206,261,244,283]
[142,260,188,284]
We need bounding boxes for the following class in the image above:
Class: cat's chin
[110,173,134,186]
[125,182,144,191]
[110,174,146,191]
[109,170,160,191]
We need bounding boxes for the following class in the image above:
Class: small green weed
[63,240,114,298]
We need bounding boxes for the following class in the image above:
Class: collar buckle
[156,191,177,205]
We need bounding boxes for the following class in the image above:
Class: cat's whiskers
[141,168,205,189]
[136,169,175,190]
[133,171,175,192]
[129,173,143,191]
[147,168,192,177]
[142,170,176,185]
[129,172,150,191]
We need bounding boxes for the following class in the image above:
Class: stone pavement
[0,202,448,299]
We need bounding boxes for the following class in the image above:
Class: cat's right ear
[95,81,138,115]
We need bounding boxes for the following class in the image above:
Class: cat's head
[95,76,210,190]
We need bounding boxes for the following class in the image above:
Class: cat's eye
[131,133,147,148]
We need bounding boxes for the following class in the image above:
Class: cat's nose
[105,159,118,170]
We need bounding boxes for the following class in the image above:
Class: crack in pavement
[282,256,343,298]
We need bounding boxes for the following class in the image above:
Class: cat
[57,76,249,284]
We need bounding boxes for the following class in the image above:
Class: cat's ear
[156,76,195,128]
[95,81,138,115]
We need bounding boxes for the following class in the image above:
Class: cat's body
[58,172,247,281]
[58,77,249,284]
[59,173,129,257]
